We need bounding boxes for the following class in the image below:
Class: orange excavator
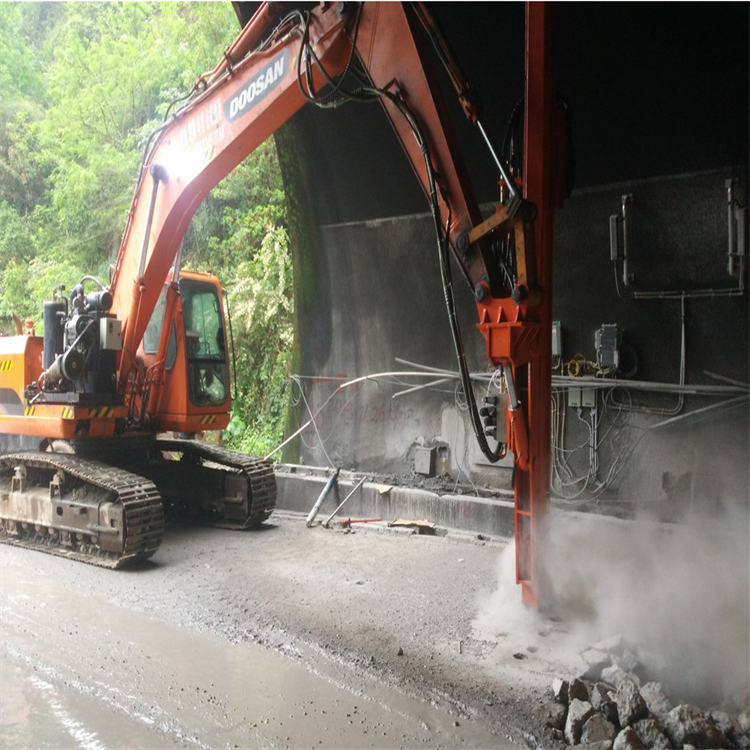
[0,3,564,605]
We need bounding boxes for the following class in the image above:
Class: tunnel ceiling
[232,2,749,224]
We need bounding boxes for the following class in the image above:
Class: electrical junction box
[100,317,122,351]
[582,389,596,408]
[568,388,582,408]
[414,446,436,477]
[595,324,621,369]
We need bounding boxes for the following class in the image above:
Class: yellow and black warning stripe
[0,360,14,372]
[87,406,116,419]
[199,414,217,426]
[22,405,116,418]
[23,405,76,418]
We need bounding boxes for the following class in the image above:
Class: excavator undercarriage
[0,439,276,567]
[0,452,164,568]
[151,438,277,529]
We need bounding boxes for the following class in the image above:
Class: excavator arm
[111,2,502,386]
[108,1,562,605]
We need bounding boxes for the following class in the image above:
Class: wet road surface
[1,516,527,750]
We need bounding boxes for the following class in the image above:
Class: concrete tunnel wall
[258,3,749,513]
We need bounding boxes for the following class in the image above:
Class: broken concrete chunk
[566,699,596,745]
[583,649,614,673]
[582,714,618,744]
[581,648,612,669]
[584,742,614,750]
[553,677,569,704]
[545,702,567,731]
[602,665,633,689]
[614,727,647,750]
[709,710,741,743]
[604,701,621,726]
[591,683,614,710]
[570,678,591,703]
[633,717,672,750]
[615,680,649,727]
[738,710,750,734]
[652,737,672,750]
[639,683,673,723]
[663,704,729,749]
[591,683,620,725]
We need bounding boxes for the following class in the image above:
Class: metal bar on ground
[306,468,340,527]
[323,475,368,528]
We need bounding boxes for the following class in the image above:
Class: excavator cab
[139,270,232,435]
[181,278,229,407]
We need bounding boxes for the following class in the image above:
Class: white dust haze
[481,507,750,706]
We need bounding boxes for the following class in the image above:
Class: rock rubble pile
[544,636,750,750]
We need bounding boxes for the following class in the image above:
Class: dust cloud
[481,507,750,707]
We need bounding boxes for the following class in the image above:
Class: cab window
[143,285,168,355]
[180,279,229,406]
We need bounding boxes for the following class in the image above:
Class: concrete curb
[274,464,516,538]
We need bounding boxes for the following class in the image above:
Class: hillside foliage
[0,2,293,456]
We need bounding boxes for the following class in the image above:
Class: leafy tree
[223,225,294,457]
[0,2,294,455]
[0,3,46,100]
[0,4,49,215]
[0,201,37,327]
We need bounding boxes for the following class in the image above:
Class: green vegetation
[0,2,293,456]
